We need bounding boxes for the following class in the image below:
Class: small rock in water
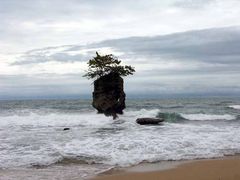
[136,118,164,125]
[63,128,70,131]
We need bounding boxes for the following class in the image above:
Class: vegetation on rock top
[83,52,135,80]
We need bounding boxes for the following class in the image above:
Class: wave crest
[156,112,186,122]
[180,113,236,121]
[156,112,236,121]
[229,105,240,110]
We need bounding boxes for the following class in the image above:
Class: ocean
[0,98,240,179]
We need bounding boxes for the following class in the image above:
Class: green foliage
[83,52,135,79]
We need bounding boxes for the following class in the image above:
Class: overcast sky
[1,0,240,99]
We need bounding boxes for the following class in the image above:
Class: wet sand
[1,157,240,180]
[0,164,109,180]
[92,156,240,180]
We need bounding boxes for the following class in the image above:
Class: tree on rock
[83,52,135,79]
[84,52,135,119]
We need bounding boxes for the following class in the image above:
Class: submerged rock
[63,128,70,131]
[92,73,126,119]
[136,118,164,125]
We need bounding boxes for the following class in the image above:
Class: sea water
[0,98,240,179]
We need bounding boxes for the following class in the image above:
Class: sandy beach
[0,157,240,180]
[93,156,240,180]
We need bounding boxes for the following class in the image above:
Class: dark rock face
[136,118,164,125]
[92,73,126,118]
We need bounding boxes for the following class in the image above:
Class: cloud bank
[1,26,240,99]
[1,0,240,53]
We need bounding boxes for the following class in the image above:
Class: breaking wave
[181,113,236,121]
[157,112,236,121]
[1,98,240,171]
[156,112,186,122]
[229,105,240,110]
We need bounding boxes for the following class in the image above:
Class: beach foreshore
[92,156,240,180]
[1,156,240,180]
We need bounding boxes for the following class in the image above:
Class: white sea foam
[0,109,240,170]
[1,98,240,180]
[124,108,160,118]
[180,113,236,121]
[229,105,240,110]
[0,111,112,127]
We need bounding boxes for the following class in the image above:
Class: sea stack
[83,52,135,119]
[92,72,126,118]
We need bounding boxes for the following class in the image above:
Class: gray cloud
[13,52,88,65]
[3,26,240,98]
[97,27,240,64]
[173,0,216,8]
[14,26,240,68]
[0,74,91,99]
[1,0,240,54]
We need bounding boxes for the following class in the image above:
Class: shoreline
[91,156,240,180]
[1,156,240,180]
